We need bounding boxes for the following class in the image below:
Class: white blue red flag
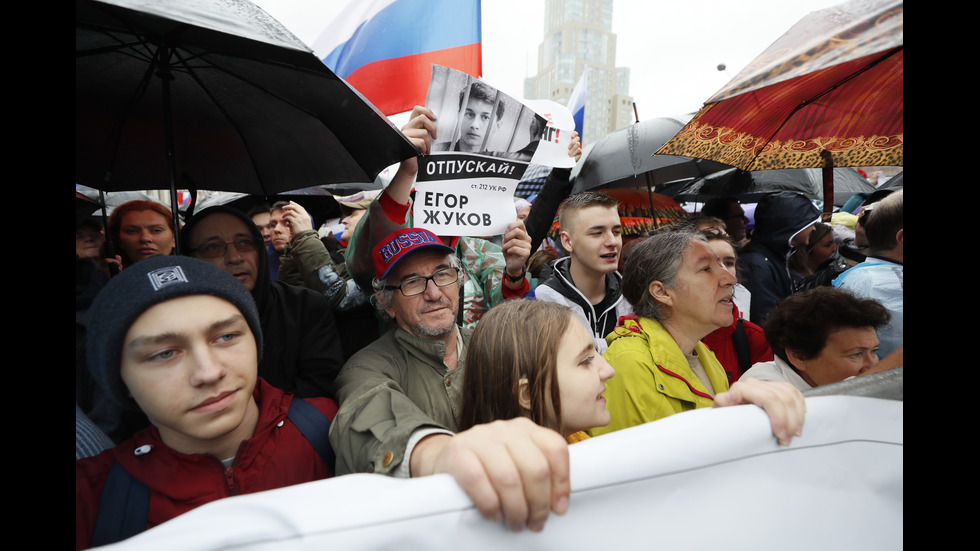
[568,70,587,144]
[314,0,482,116]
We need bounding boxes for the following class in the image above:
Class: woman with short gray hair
[590,230,806,447]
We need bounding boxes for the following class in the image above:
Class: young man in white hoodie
[534,192,632,353]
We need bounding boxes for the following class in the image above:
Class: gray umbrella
[76,0,418,251]
[569,113,732,194]
[659,167,876,207]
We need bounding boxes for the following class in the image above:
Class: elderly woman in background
[590,230,805,446]
[742,287,894,390]
[107,200,178,268]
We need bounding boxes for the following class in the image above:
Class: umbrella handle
[820,150,833,218]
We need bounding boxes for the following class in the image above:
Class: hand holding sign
[501,220,532,285]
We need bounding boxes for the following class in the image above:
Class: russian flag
[314,0,482,116]
[568,70,587,145]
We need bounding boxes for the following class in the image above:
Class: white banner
[97,396,904,551]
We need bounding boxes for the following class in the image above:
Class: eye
[147,349,177,362]
[215,332,241,345]
[202,243,223,253]
[581,355,595,366]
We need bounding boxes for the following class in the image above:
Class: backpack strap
[91,460,150,547]
[732,318,752,379]
[287,397,335,473]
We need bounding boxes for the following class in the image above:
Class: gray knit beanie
[86,255,263,411]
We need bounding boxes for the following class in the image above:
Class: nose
[598,355,615,382]
[189,347,227,387]
[719,264,737,287]
[139,229,152,243]
[224,242,243,263]
[421,277,443,300]
[863,351,879,371]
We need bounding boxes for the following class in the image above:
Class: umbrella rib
[749,46,903,168]
[100,44,165,188]
[168,47,285,188]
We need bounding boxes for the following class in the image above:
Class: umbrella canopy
[660,166,876,207]
[548,188,689,238]
[76,0,418,200]
[658,0,903,175]
[570,114,733,194]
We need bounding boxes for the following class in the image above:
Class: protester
[589,229,805,446]
[458,299,615,443]
[534,191,632,353]
[691,214,727,235]
[331,227,570,533]
[344,105,535,328]
[248,203,273,250]
[76,256,337,549]
[273,200,367,311]
[336,190,380,246]
[700,196,749,246]
[833,189,903,359]
[791,222,851,292]
[700,231,772,384]
[180,205,344,398]
[76,218,119,274]
[107,200,177,267]
[738,191,820,322]
[742,287,895,390]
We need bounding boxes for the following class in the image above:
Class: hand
[501,220,531,283]
[389,106,438,205]
[281,201,314,235]
[105,255,123,272]
[410,418,570,532]
[568,130,582,163]
[401,105,437,155]
[713,378,806,446]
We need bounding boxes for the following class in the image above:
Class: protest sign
[416,66,578,236]
[416,153,528,235]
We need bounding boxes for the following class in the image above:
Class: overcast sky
[254,0,842,123]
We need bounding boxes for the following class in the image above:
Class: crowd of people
[75,104,903,549]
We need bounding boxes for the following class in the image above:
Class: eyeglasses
[383,267,460,297]
[192,238,257,259]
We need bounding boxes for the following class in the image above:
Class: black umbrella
[569,113,732,194]
[659,167,876,207]
[76,0,418,251]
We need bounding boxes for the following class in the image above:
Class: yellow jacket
[589,316,730,436]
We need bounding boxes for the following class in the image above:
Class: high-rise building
[524,0,633,144]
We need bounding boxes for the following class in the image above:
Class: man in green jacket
[330,226,569,534]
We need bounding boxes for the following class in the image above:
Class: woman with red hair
[107,200,177,267]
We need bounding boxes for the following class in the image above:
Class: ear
[517,377,532,412]
[559,230,573,253]
[381,302,397,321]
[895,228,903,247]
[647,280,672,308]
[785,348,808,371]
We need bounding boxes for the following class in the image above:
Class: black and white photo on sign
[427,65,545,160]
